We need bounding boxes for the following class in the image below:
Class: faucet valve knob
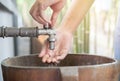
[44,23,51,29]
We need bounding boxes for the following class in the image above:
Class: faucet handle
[43,23,51,29]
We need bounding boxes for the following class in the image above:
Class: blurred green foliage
[16,0,119,55]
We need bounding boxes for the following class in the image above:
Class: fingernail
[47,58,52,63]
[42,55,49,63]
[52,58,57,63]
[42,58,46,63]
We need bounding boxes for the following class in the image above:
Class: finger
[56,37,73,60]
[36,16,47,24]
[30,2,43,23]
[38,5,50,24]
[46,57,52,63]
[50,11,60,27]
[30,3,48,24]
[51,58,57,63]
[56,41,71,60]
[52,58,60,63]
[56,49,68,60]
[39,47,46,57]
[47,49,54,57]
[33,11,48,25]
[39,41,48,57]
[42,54,49,63]
[31,10,46,24]
[55,60,60,64]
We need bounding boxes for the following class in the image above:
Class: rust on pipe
[1,54,120,81]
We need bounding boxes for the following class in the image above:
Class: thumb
[50,11,60,27]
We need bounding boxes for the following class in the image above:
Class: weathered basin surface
[1,54,120,81]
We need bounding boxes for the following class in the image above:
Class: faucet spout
[48,33,56,50]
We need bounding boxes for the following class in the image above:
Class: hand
[39,28,73,63]
[30,0,66,27]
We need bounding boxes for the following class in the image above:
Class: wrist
[57,26,74,36]
[58,24,75,35]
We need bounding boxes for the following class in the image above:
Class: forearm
[60,0,94,33]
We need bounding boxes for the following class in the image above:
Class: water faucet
[0,24,56,50]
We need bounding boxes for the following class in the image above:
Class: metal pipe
[0,26,56,50]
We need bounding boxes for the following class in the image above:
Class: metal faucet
[0,24,56,50]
